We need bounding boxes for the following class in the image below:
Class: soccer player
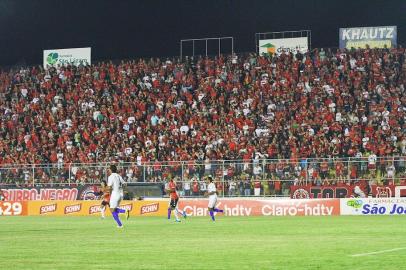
[166,177,187,222]
[205,176,223,221]
[95,180,110,219]
[107,164,129,228]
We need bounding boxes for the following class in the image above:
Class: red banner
[179,199,340,216]
[291,184,406,198]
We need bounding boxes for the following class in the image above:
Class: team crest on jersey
[292,189,310,199]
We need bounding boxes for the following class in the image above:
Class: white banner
[340,198,406,215]
[259,37,308,55]
[43,47,91,68]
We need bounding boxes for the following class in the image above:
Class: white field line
[350,247,406,257]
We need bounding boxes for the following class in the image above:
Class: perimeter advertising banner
[4,198,406,217]
[340,198,406,215]
[25,200,167,217]
[339,26,397,49]
[2,199,340,217]
[0,201,27,216]
[259,37,308,55]
[179,199,340,216]
[43,47,91,68]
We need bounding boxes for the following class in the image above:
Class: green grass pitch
[0,215,405,270]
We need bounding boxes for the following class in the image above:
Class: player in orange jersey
[166,177,187,222]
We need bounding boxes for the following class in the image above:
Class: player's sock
[101,206,105,218]
[174,210,180,221]
[116,208,126,214]
[214,208,223,213]
[177,208,187,218]
[112,211,122,227]
[175,208,185,217]
[167,208,171,219]
[209,210,215,221]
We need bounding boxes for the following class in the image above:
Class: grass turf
[0,215,405,270]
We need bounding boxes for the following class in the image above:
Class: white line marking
[351,247,406,257]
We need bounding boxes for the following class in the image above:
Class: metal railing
[1,156,405,186]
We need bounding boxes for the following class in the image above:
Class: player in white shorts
[205,176,223,221]
[107,164,129,228]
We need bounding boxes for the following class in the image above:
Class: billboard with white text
[340,198,406,215]
[259,37,308,55]
[339,26,397,49]
[43,47,91,68]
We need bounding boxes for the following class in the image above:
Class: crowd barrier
[2,198,406,217]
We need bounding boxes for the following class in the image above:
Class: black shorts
[170,198,179,209]
[101,200,109,206]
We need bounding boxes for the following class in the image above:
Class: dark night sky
[0,0,405,67]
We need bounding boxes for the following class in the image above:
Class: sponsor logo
[261,203,335,216]
[341,27,395,41]
[339,26,397,49]
[361,201,406,215]
[89,205,102,214]
[260,43,275,54]
[347,199,363,209]
[140,203,159,214]
[64,204,82,214]
[292,188,310,199]
[40,203,57,214]
[183,204,244,217]
[120,204,133,211]
[47,52,58,65]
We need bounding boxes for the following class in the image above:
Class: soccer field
[0,216,405,270]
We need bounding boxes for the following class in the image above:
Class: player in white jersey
[205,176,223,221]
[107,164,129,228]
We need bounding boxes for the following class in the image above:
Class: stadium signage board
[24,200,167,216]
[179,199,340,216]
[339,26,397,49]
[43,47,91,68]
[258,37,308,55]
[0,201,27,216]
[340,198,406,215]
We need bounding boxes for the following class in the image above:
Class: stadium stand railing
[0,156,405,197]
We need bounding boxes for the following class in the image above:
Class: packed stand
[0,47,406,194]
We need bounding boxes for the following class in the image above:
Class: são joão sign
[43,47,91,68]
[339,26,397,49]
[341,198,406,215]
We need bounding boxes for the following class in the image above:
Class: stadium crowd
[0,46,406,193]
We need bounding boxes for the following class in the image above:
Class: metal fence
[1,156,405,188]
